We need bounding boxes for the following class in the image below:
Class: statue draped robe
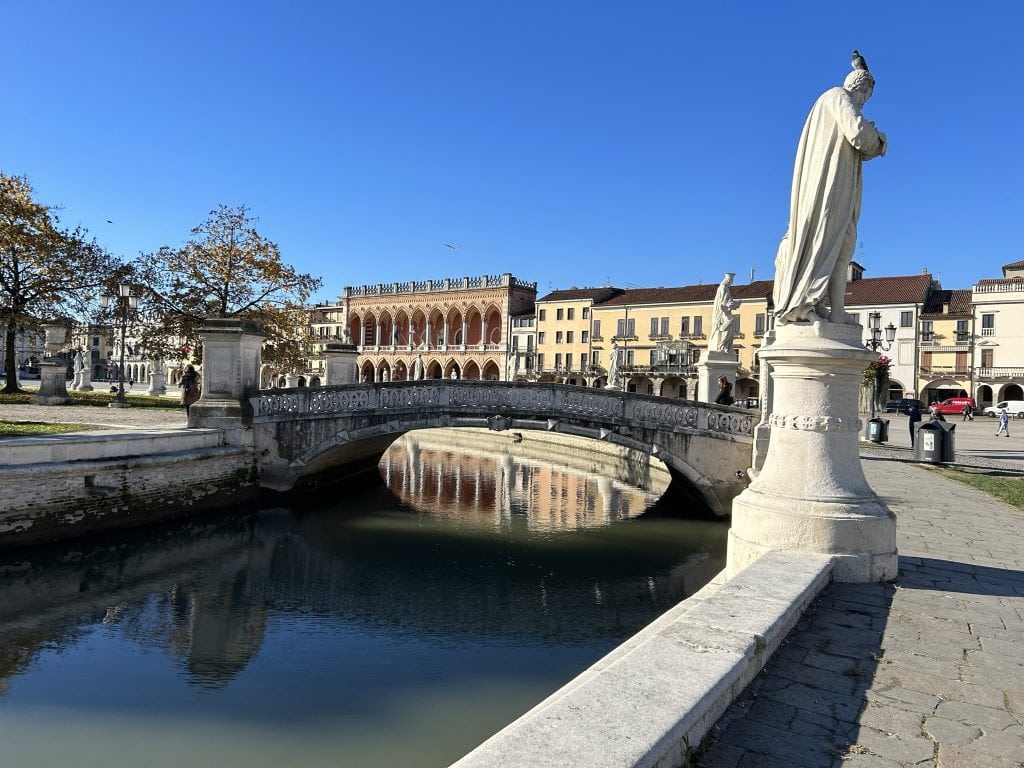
[772,86,886,323]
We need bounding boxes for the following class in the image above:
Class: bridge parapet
[251,381,755,441]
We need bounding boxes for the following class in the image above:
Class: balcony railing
[976,367,1024,379]
[919,365,971,377]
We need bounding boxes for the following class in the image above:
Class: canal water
[0,431,728,768]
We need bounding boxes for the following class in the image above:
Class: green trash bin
[866,417,889,443]
[914,420,956,463]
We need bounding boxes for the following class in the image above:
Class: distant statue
[382,368,390,382]
[341,326,353,344]
[605,341,622,389]
[772,52,887,325]
[708,272,739,353]
[413,355,424,380]
[74,349,86,373]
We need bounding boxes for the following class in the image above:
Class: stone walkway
[0,402,187,430]
[699,456,1024,767]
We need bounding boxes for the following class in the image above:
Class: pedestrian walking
[962,403,974,421]
[995,407,1011,437]
[907,402,922,447]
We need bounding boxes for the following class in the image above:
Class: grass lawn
[0,420,101,437]
[0,390,179,409]
[933,466,1024,511]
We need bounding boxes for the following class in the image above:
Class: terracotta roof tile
[920,288,973,318]
[599,280,775,307]
[1002,260,1024,271]
[844,274,934,306]
[537,287,623,303]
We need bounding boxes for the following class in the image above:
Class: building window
[592,319,601,338]
[650,350,657,366]
[582,307,589,319]
[754,313,766,336]
[92,336,100,347]
[625,349,634,366]
[660,317,669,336]
[900,311,913,328]
[580,353,587,369]
[555,331,563,344]
[981,313,995,336]
[566,330,574,343]
[693,316,703,336]
[581,330,589,342]
[567,308,575,320]
[592,350,600,366]
[539,309,546,321]
[537,354,544,370]
[538,332,545,344]
[921,320,933,342]
[981,348,993,368]
[616,318,635,338]
[956,319,969,343]
[565,355,573,371]
[680,317,690,335]
[556,308,564,320]
[554,353,562,368]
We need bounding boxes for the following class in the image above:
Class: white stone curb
[451,550,834,768]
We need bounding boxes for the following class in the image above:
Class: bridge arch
[250,381,754,518]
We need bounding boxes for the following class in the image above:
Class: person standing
[907,402,922,446]
[180,365,201,414]
[715,375,734,406]
[995,407,1011,437]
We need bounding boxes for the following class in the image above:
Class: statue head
[843,68,875,106]
[723,272,734,285]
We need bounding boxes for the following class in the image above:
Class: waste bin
[865,417,889,443]
[914,420,956,463]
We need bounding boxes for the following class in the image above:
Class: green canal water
[0,434,727,767]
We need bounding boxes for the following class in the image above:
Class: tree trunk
[3,319,22,393]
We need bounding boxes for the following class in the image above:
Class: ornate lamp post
[865,311,896,417]
[100,283,139,409]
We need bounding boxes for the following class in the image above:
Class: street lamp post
[100,283,139,409]
[866,311,896,418]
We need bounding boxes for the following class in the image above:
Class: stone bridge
[248,381,756,517]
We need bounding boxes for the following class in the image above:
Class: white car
[982,400,1024,418]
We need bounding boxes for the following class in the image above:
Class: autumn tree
[138,204,321,367]
[0,172,118,393]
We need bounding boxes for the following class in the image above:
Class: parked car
[884,398,922,415]
[982,400,1024,418]
[928,397,976,416]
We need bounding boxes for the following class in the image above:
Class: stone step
[0,429,223,467]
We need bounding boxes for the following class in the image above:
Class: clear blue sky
[4,1,1022,303]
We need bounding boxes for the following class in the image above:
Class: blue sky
[4,1,1022,303]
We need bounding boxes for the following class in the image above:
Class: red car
[929,397,976,416]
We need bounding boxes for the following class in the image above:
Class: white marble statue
[606,341,621,388]
[708,272,739,353]
[772,55,886,325]
[413,355,424,380]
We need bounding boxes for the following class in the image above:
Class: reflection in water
[0,432,727,768]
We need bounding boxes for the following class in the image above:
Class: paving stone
[932,700,1019,730]
[852,725,936,764]
[969,728,1024,760]
[696,741,746,767]
[856,701,925,739]
[937,743,1021,768]
[833,752,904,767]
[789,708,859,741]
[719,718,839,768]
[921,715,982,744]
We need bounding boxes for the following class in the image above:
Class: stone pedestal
[188,319,264,445]
[74,368,94,392]
[727,322,897,583]
[285,372,301,388]
[697,352,740,404]
[146,362,166,396]
[323,343,358,386]
[31,361,71,405]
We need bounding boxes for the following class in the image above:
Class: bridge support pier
[189,318,264,445]
[727,322,897,583]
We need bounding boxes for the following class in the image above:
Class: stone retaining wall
[0,431,257,550]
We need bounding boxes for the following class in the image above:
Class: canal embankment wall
[453,550,835,768]
[0,429,258,550]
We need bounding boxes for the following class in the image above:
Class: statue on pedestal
[605,341,622,390]
[413,355,424,381]
[708,273,739,353]
[772,53,886,325]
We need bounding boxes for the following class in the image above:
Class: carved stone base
[727,321,897,583]
[30,362,71,405]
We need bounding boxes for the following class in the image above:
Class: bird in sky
[443,243,459,253]
[851,49,868,71]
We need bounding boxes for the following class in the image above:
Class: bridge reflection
[0,448,726,696]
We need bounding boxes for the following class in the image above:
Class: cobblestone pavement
[699,455,1024,767]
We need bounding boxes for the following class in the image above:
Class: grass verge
[931,466,1024,511]
[0,420,101,437]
